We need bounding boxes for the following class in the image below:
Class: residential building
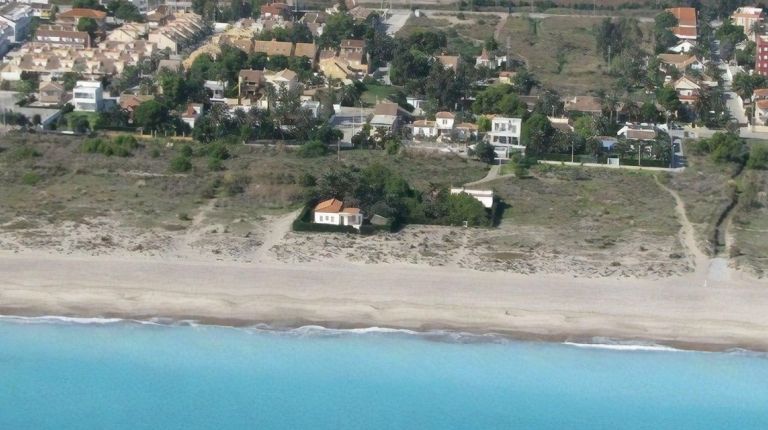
[454,122,478,141]
[119,93,154,122]
[180,103,202,128]
[313,198,363,229]
[37,81,66,105]
[0,21,13,56]
[406,96,425,115]
[260,2,291,20]
[0,3,32,42]
[486,116,523,158]
[671,75,702,104]
[755,99,768,124]
[498,70,515,84]
[147,12,204,54]
[412,119,437,138]
[72,80,103,112]
[301,99,320,118]
[657,53,703,72]
[253,39,293,57]
[264,68,298,91]
[756,35,768,76]
[617,123,657,141]
[666,7,697,40]
[436,55,459,70]
[475,48,493,68]
[731,7,763,40]
[369,101,410,134]
[449,188,494,208]
[204,80,225,100]
[340,39,365,55]
[56,8,107,28]
[157,58,182,73]
[435,111,455,133]
[33,25,92,48]
[238,69,264,102]
[668,40,696,54]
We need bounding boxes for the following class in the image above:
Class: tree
[747,144,768,169]
[77,17,99,38]
[522,113,554,156]
[472,84,526,116]
[477,116,491,132]
[73,0,104,9]
[653,11,678,53]
[134,100,169,133]
[471,141,496,164]
[656,85,681,115]
[732,72,766,100]
[573,115,596,140]
[512,66,538,95]
[108,0,143,21]
[640,102,662,123]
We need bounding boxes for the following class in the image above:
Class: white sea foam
[563,340,682,353]
[0,315,125,325]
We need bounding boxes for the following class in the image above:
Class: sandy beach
[2,246,768,352]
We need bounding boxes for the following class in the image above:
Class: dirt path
[654,175,709,279]
[254,209,301,263]
[494,13,508,40]
[464,165,502,186]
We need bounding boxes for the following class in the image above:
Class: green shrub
[297,140,329,158]
[21,171,41,185]
[222,173,250,196]
[298,172,317,187]
[170,155,192,172]
[9,146,41,161]
[180,144,194,158]
[149,147,161,158]
[207,143,231,160]
[747,144,768,169]
[207,157,224,171]
[81,135,138,157]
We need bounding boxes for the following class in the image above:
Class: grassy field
[361,83,400,106]
[665,153,737,254]
[479,164,685,276]
[497,15,654,95]
[0,133,488,233]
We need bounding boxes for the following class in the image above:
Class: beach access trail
[1,252,767,351]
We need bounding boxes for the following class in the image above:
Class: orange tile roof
[59,8,107,20]
[671,26,697,38]
[667,7,696,27]
[314,198,344,213]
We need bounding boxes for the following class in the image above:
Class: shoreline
[2,251,768,353]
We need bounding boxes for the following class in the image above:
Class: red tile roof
[58,8,107,20]
[314,198,344,213]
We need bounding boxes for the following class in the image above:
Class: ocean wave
[0,315,126,325]
[563,339,683,353]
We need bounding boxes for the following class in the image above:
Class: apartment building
[72,80,103,112]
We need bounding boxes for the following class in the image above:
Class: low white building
[450,187,494,209]
[204,80,226,101]
[412,119,437,138]
[435,111,455,133]
[313,198,363,229]
[181,103,202,129]
[72,80,103,112]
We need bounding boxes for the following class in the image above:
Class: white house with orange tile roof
[313,198,363,229]
[666,7,697,40]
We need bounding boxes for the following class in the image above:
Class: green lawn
[361,84,399,107]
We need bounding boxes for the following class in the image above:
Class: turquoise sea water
[1,319,768,430]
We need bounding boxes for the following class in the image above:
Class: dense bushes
[691,132,747,164]
[81,135,139,157]
[297,141,329,158]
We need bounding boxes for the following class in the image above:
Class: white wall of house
[437,117,454,131]
[72,81,103,112]
[413,125,437,137]
[488,117,522,145]
[313,212,362,228]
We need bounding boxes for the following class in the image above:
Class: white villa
[72,80,103,112]
[450,188,494,209]
[486,116,524,158]
[313,198,363,229]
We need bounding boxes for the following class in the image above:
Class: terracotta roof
[58,8,106,20]
[374,102,399,116]
[39,81,64,91]
[343,207,361,214]
[413,119,435,127]
[435,111,455,119]
[340,39,365,50]
[657,53,698,67]
[626,129,657,141]
[348,6,372,21]
[314,198,344,213]
[456,122,478,130]
[239,69,264,82]
[671,26,697,38]
[666,7,696,27]
[756,100,768,110]
[754,88,768,99]
[437,55,459,70]
[254,39,293,56]
[293,42,317,58]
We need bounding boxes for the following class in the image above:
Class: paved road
[724,91,749,125]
